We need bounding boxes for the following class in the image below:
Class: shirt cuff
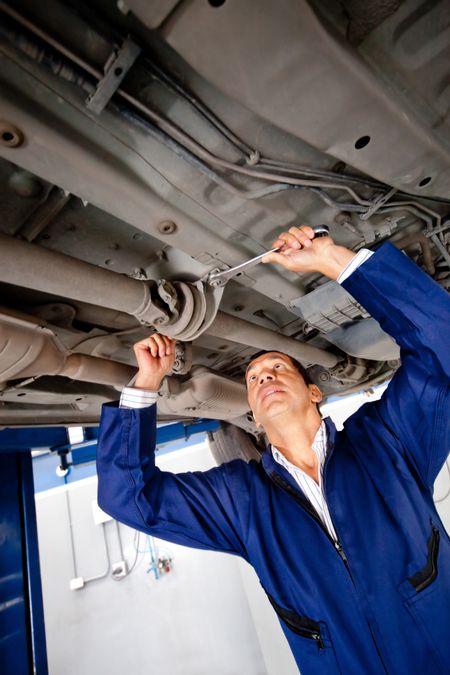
[119,386,159,409]
[337,249,374,284]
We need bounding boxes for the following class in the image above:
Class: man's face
[245,352,321,428]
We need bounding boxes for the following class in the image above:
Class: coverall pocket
[266,593,342,674]
[398,524,450,674]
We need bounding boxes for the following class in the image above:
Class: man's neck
[265,407,323,470]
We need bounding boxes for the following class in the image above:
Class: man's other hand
[262,225,356,280]
[133,334,176,390]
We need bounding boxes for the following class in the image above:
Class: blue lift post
[0,418,221,675]
[0,430,65,675]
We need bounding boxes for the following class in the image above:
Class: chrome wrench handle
[205,225,330,287]
[206,247,281,288]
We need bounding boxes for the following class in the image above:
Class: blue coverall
[96,243,450,674]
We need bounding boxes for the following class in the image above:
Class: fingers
[150,333,174,357]
[133,334,176,390]
[134,334,176,358]
[272,225,316,252]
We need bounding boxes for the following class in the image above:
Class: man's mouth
[260,387,284,402]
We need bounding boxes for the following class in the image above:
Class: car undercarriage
[0,0,449,435]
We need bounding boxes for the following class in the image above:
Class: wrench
[203,225,330,287]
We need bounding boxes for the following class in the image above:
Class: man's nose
[259,372,274,385]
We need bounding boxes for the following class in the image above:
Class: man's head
[245,351,322,430]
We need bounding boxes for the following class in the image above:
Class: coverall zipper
[268,472,351,569]
[409,525,440,592]
[269,451,389,673]
[323,443,389,674]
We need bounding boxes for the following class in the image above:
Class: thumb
[262,251,294,267]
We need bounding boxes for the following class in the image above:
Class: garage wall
[35,442,274,675]
[33,424,294,675]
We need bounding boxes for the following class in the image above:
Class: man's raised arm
[96,335,249,558]
[264,225,450,490]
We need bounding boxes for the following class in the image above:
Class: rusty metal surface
[0,0,448,426]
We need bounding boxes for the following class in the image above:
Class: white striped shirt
[120,386,159,408]
[272,421,338,541]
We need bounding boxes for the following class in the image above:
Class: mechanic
[96,226,450,675]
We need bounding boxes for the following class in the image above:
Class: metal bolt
[158,220,177,235]
[246,150,260,166]
[132,267,147,279]
[8,170,42,198]
[0,122,24,148]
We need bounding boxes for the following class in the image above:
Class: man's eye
[274,363,284,369]
[248,374,257,382]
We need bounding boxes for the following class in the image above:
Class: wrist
[318,245,356,280]
[134,374,163,391]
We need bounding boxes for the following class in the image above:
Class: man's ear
[309,384,323,404]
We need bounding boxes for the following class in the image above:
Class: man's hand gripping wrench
[202,225,330,288]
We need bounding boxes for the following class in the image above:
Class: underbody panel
[0,0,448,431]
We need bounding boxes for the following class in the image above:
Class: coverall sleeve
[342,242,450,489]
[96,401,249,558]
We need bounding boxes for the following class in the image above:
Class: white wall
[35,442,271,675]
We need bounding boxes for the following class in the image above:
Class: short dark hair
[245,350,315,386]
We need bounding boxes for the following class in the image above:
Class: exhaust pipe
[0,309,251,419]
[0,309,135,387]
[0,233,339,367]
[208,311,338,368]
